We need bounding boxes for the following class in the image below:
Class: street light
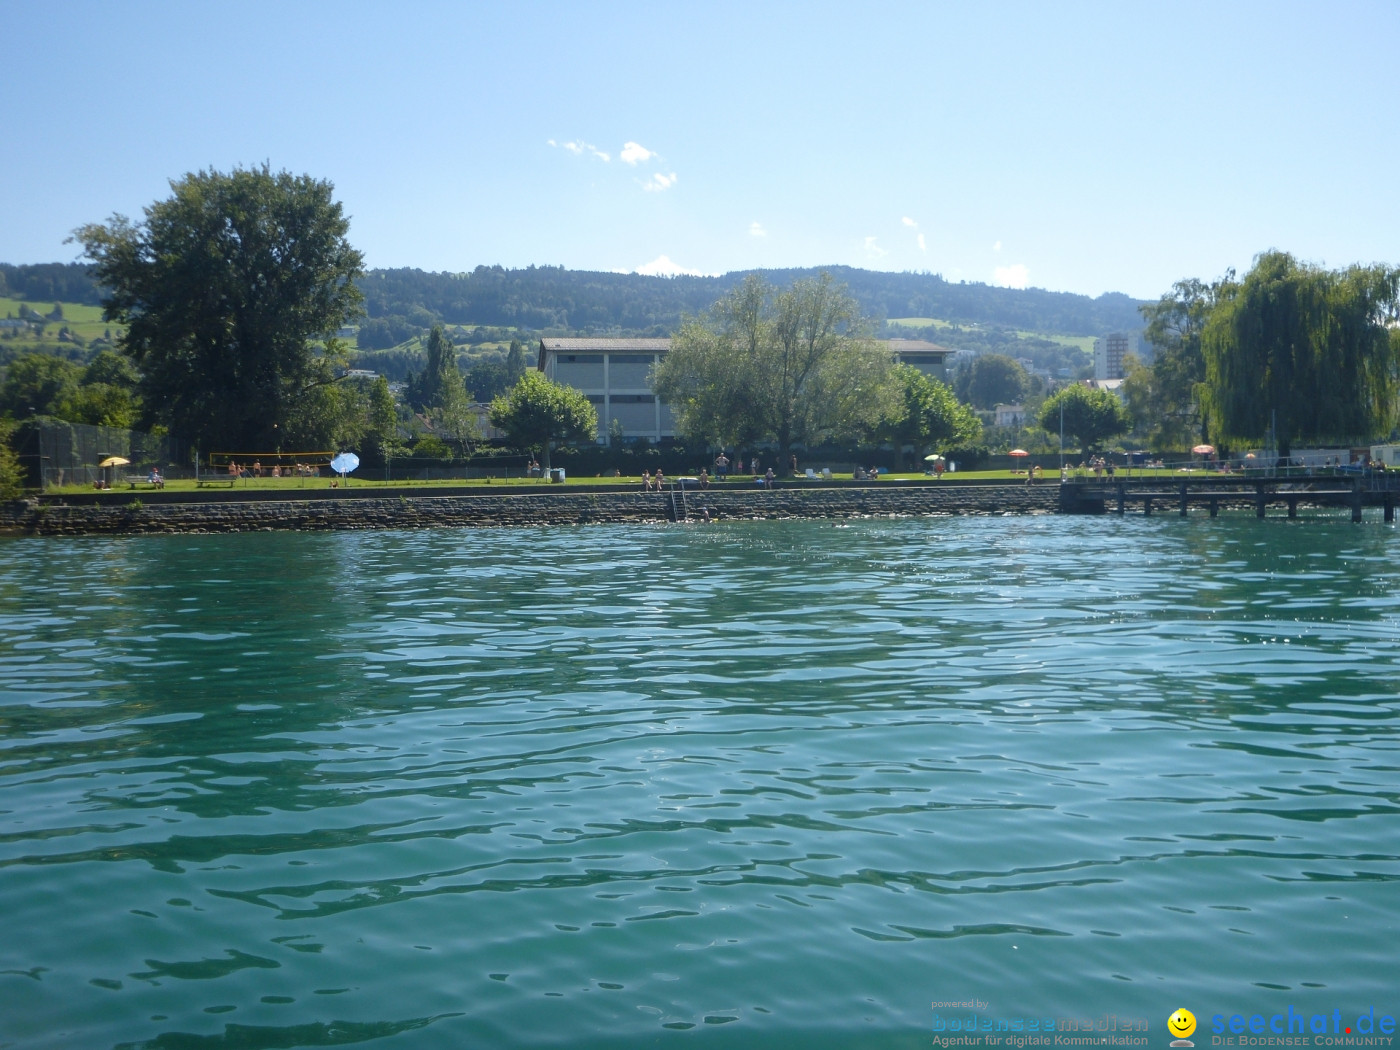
[1059,399,1065,471]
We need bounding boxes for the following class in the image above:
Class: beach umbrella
[97,455,130,488]
[330,451,360,484]
[1192,444,1215,456]
[1008,449,1029,457]
[923,453,945,462]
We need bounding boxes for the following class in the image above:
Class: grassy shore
[48,466,1194,498]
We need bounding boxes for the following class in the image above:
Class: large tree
[651,272,896,462]
[0,353,82,419]
[1130,276,1227,448]
[1039,383,1130,453]
[880,363,982,464]
[489,371,597,470]
[74,164,365,452]
[1203,252,1400,456]
[413,325,458,411]
[954,353,1029,409]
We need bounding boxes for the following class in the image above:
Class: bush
[0,421,27,498]
[411,435,452,460]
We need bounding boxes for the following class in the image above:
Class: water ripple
[1,517,1398,1046]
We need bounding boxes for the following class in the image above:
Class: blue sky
[6,1,1398,301]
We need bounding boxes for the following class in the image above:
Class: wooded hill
[2,261,1144,336]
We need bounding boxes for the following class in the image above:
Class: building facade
[1093,332,1132,380]
[884,339,953,382]
[537,338,674,442]
[537,336,956,444]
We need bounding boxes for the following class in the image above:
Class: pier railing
[1060,470,1400,520]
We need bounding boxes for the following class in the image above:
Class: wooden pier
[1059,475,1400,522]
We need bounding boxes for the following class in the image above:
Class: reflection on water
[1,516,1398,1049]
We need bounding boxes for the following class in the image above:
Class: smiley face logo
[1168,1009,1197,1040]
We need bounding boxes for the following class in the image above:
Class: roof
[539,337,672,353]
[883,339,952,356]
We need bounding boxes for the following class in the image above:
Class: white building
[536,336,956,444]
[994,403,1027,427]
[537,338,674,442]
[1094,332,1132,380]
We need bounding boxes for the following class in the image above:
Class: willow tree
[651,272,897,462]
[1203,252,1399,456]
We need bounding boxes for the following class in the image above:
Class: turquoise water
[2,515,1399,1049]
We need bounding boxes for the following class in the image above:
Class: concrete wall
[2,485,1060,537]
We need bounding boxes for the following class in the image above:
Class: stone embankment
[2,483,1060,537]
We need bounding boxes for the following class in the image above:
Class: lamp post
[1059,399,1065,471]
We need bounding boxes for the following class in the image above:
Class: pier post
[1116,483,1125,516]
[1386,493,1394,523]
[1209,498,1218,518]
[1256,493,1267,519]
[1287,497,1297,519]
[1179,481,1188,517]
[1144,498,1152,516]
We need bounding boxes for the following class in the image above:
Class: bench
[196,477,238,488]
[124,475,165,489]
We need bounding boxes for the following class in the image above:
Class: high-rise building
[1094,332,1131,380]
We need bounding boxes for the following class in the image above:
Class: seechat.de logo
[1169,1008,1197,1047]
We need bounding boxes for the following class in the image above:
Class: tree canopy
[651,273,897,460]
[1202,252,1400,456]
[953,353,1031,409]
[489,371,597,469]
[880,363,982,461]
[73,164,365,452]
[1038,383,1130,453]
[1125,276,1227,448]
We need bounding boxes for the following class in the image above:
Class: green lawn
[48,466,1194,498]
[886,317,953,330]
[1,296,122,349]
[1016,331,1095,353]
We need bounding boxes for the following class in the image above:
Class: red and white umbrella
[1192,444,1215,456]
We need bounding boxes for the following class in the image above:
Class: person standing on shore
[715,452,729,480]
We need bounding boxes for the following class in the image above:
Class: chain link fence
[13,418,189,490]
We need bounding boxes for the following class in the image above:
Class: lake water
[2,514,1398,1049]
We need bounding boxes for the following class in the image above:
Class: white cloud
[992,240,1003,252]
[549,139,608,161]
[621,141,655,165]
[993,263,1030,289]
[750,221,767,238]
[635,254,703,277]
[864,236,888,260]
[917,233,927,252]
[643,172,677,192]
[902,216,918,228]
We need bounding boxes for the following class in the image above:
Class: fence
[14,418,187,490]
